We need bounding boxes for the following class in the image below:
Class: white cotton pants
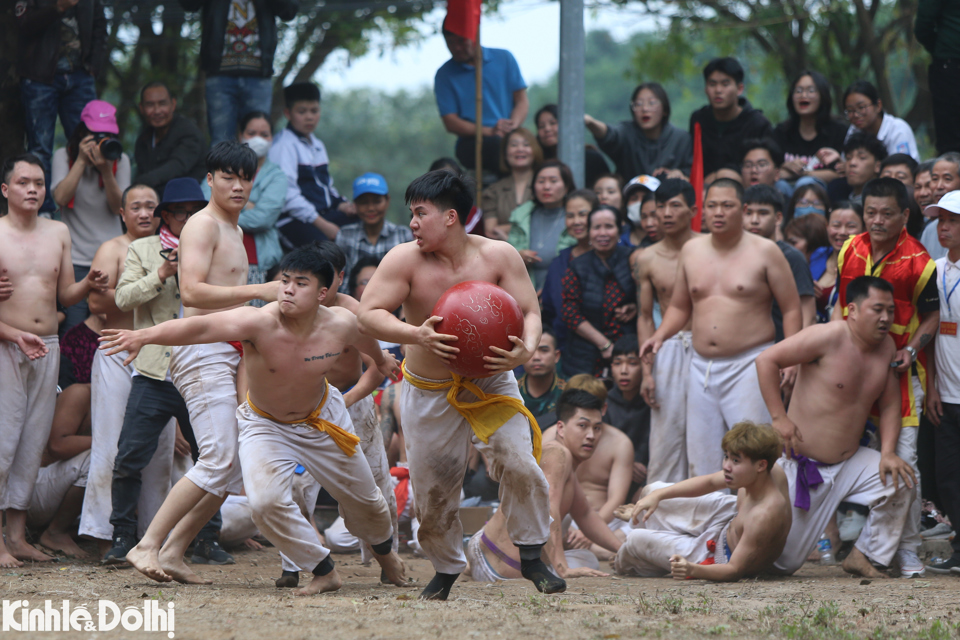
[773,447,913,574]
[0,337,59,511]
[686,342,772,477]
[614,481,738,577]
[895,376,923,554]
[400,369,551,575]
[350,394,399,561]
[170,342,243,497]
[79,350,176,540]
[647,331,692,483]
[27,450,91,529]
[236,387,393,574]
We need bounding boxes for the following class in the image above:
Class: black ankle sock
[418,572,459,601]
[370,536,393,556]
[517,544,566,594]
[275,570,299,588]
[312,555,335,576]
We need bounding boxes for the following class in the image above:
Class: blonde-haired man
[614,421,791,581]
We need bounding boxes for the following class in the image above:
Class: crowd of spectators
[4,0,960,584]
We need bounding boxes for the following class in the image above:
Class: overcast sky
[317,1,658,93]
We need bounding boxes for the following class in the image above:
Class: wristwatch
[905,346,918,362]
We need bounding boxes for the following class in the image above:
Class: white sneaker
[898,549,926,578]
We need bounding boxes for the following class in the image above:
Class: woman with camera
[52,99,131,334]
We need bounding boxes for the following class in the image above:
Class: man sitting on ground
[466,389,622,583]
[614,420,791,581]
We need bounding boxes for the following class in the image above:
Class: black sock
[418,572,459,601]
[517,544,567,594]
[275,570,299,588]
[370,536,393,556]
[312,555,335,577]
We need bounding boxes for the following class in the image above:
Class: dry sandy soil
[4,544,960,640]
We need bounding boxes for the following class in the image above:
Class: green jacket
[506,201,577,252]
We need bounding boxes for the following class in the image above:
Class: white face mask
[244,136,271,159]
[627,201,642,225]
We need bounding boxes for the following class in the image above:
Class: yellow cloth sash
[400,361,542,463]
[245,381,361,457]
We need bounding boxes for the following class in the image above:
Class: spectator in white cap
[51,99,132,334]
[335,172,412,292]
[621,174,660,248]
[922,153,960,261]
[924,189,960,574]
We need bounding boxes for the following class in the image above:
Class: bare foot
[6,538,53,562]
[159,547,212,585]
[374,550,410,587]
[0,552,23,568]
[842,547,888,579]
[295,568,343,596]
[39,530,89,558]
[126,544,173,583]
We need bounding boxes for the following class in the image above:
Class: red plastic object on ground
[432,281,524,378]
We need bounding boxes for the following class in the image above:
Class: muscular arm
[597,439,635,522]
[357,247,417,345]
[541,446,574,576]
[88,244,121,316]
[178,216,274,309]
[649,259,692,346]
[57,227,95,308]
[569,478,622,554]
[767,244,802,340]
[342,352,386,408]
[636,253,657,380]
[494,244,542,355]
[47,385,92,462]
[678,514,782,581]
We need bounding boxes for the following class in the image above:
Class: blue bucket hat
[155,177,208,217]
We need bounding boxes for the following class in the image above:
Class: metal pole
[558,0,585,188]
[474,23,484,207]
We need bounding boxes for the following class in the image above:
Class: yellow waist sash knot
[400,361,542,463]
[245,381,361,457]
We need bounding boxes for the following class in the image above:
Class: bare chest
[648,255,682,302]
[0,231,63,283]
[206,230,249,287]
[406,264,503,324]
[687,254,768,302]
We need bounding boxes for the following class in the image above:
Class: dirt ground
[4,543,960,640]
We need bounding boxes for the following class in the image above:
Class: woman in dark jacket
[561,205,637,376]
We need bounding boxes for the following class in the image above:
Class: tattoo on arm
[918,333,933,349]
[304,351,342,362]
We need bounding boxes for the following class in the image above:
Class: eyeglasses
[742,160,772,171]
[630,100,661,110]
[843,103,874,118]
[793,86,818,96]
[797,199,824,208]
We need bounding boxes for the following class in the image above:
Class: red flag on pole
[443,0,481,43]
[691,122,704,232]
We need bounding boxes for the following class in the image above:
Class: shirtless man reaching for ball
[358,170,563,600]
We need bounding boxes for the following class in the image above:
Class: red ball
[432,281,524,378]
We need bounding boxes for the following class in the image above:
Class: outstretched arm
[629,471,727,524]
[100,306,263,366]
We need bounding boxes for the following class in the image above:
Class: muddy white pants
[0,337,59,511]
[170,342,243,497]
[686,343,772,477]
[80,350,176,540]
[27,450,91,529]
[614,482,738,577]
[236,388,393,573]
[773,447,913,574]
[400,369,551,575]
[647,332,692,483]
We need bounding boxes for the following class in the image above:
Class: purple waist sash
[793,455,827,511]
[481,531,522,572]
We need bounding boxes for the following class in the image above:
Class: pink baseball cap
[80,100,119,134]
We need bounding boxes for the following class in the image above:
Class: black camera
[93,133,123,161]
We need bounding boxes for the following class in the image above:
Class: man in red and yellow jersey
[834,177,939,578]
